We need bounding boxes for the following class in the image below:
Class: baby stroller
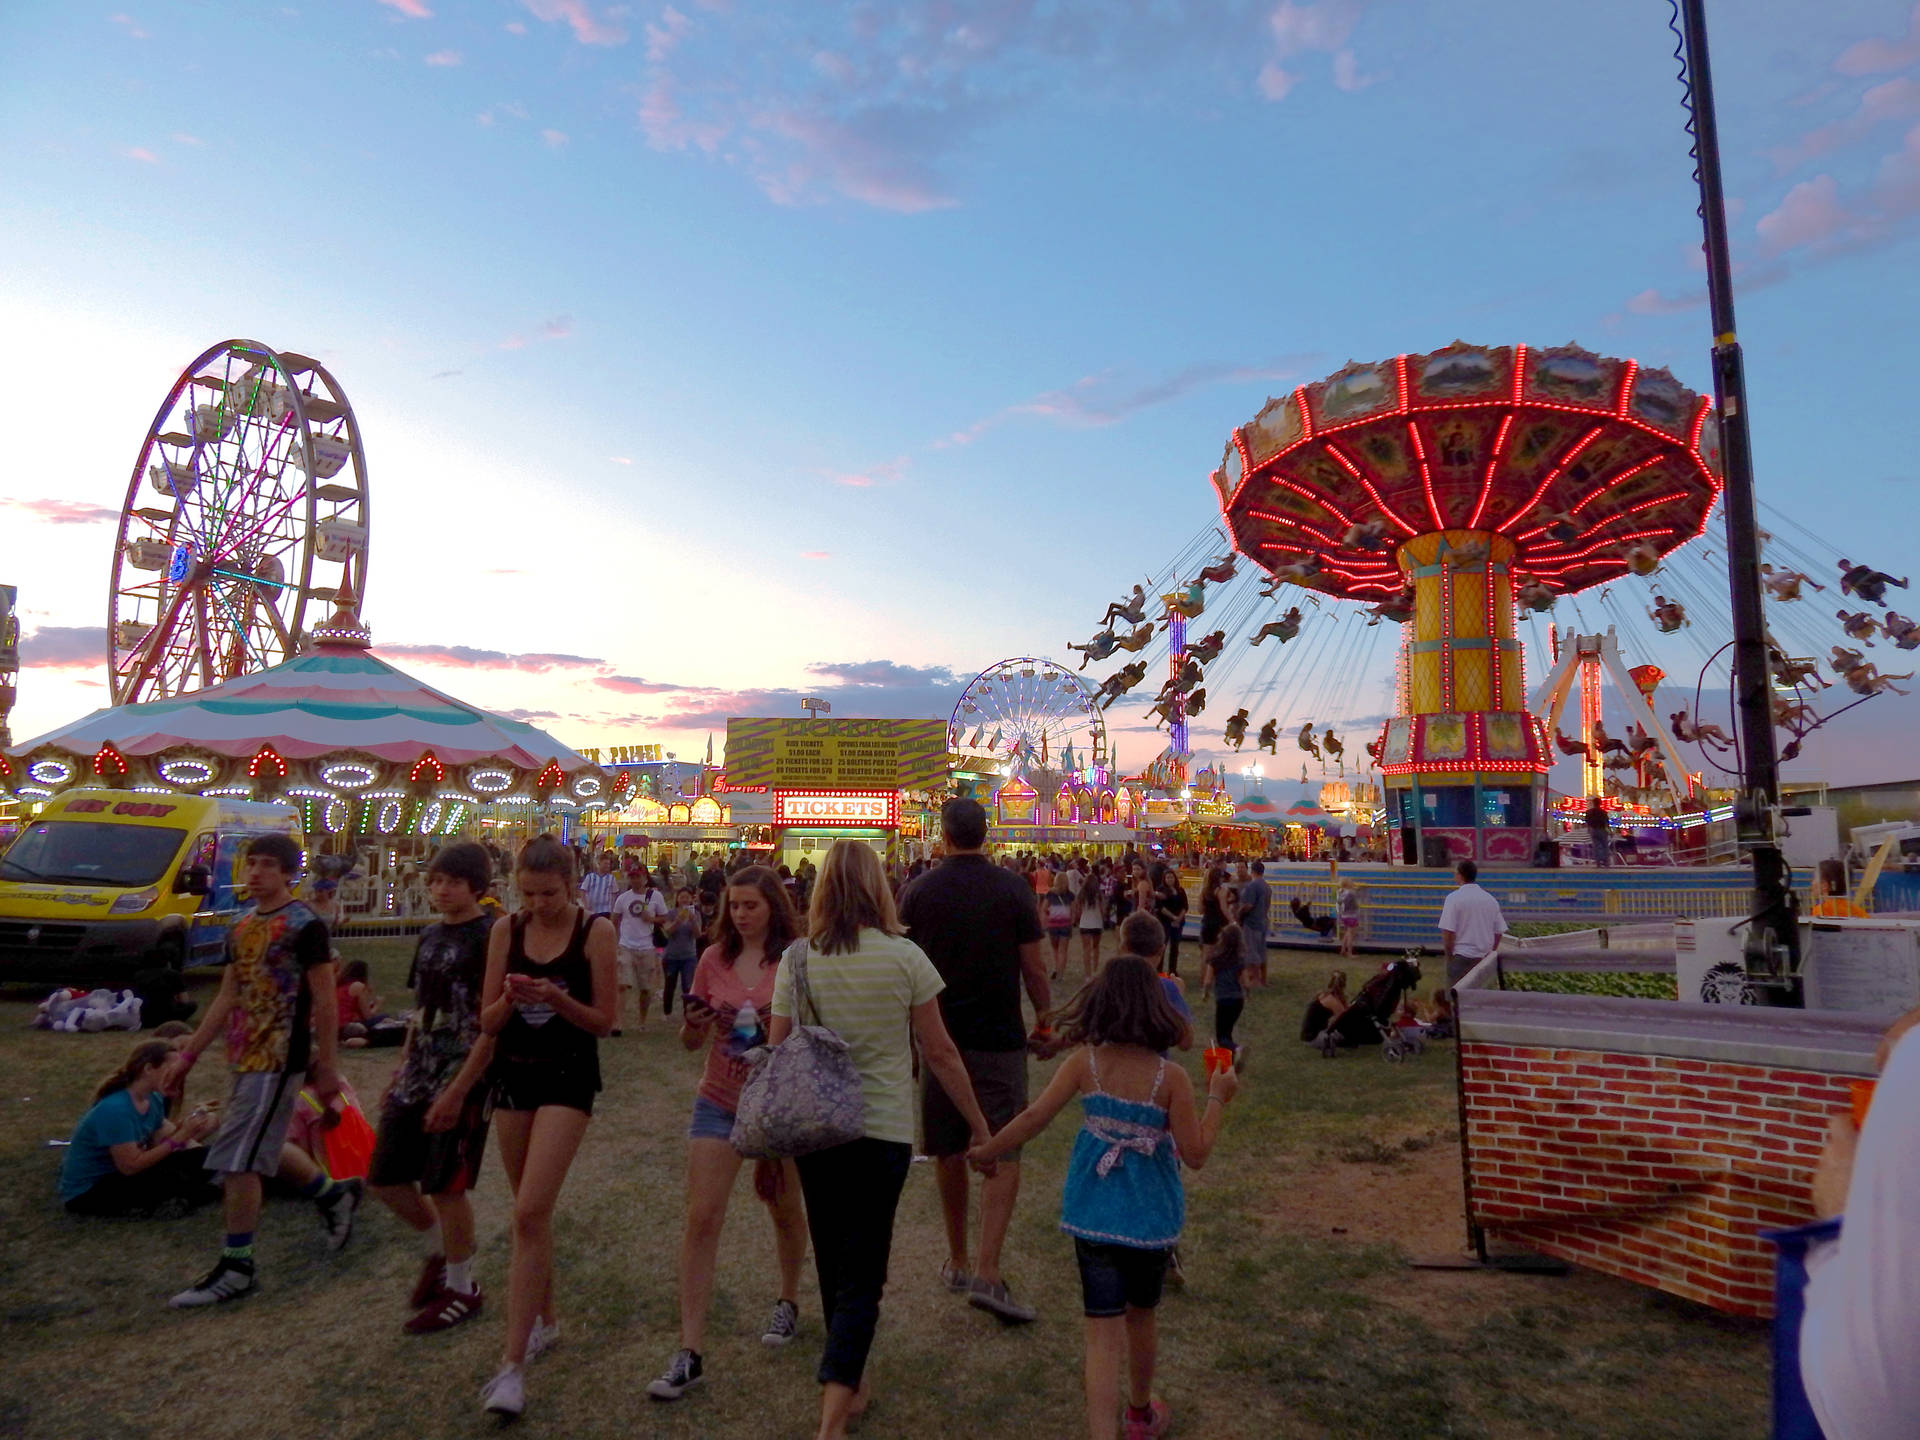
[1311,952,1425,1060]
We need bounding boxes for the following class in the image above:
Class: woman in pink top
[647,866,809,1401]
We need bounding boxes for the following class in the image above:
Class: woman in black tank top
[476,840,618,1420]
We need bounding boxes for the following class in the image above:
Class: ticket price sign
[726,719,948,791]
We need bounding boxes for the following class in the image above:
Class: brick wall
[1459,1041,1852,1316]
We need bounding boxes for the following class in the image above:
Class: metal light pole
[1674,0,1800,990]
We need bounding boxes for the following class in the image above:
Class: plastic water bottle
[734,1001,760,1043]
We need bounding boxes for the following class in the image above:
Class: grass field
[0,940,1770,1439]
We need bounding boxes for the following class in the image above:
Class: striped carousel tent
[1282,790,1332,826]
[1229,792,1286,829]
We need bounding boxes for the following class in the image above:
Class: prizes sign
[726,718,949,791]
[773,791,898,827]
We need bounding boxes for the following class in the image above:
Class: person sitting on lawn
[1299,971,1349,1041]
[59,1040,222,1217]
[337,959,405,1048]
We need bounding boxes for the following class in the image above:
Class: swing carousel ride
[1064,341,1912,866]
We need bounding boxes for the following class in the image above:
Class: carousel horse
[1885,613,1920,650]
[1554,729,1592,760]
[1260,555,1324,595]
[1761,564,1823,602]
[1364,589,1416,626]
[1093,661,1148,709]
[1257,718,1279,754]
[1839,561,1910,607]
[1838,609,1882,644]
[1649,595,1688,633]
[1840,660,1912,697]
[1111,623,1156,654]
[1342,518,1394,550]
[1589,720,1630,758]
[1516,578,1557,613]
[1187,629,1227,665]
[1198,553,1239,586]
[1297,722,1323,762]
[1223,709,1250,751]
[1250,606,1304,646]
[1771,649,1830,690]
[1160,578,1207,621]
[1068,626,1119,669]
[1102,584,1148,627]
[1670,709,1733,748]
[1622,541,1663,577]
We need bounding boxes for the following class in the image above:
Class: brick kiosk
[1454,969,1882,1316]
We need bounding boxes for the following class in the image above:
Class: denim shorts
[687,1094,736,1143]
[1074,1237,1170,1318]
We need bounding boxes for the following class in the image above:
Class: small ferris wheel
[108,340,370,705]
[949,657,1108,778]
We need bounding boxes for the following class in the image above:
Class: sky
[4,0,1919,791]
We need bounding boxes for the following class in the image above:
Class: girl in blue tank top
[970,956,1239,1440]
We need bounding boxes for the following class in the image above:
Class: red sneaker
[405,1284,483,1335]
[1124,1398,1171,1439]
[408,1254,446,1310]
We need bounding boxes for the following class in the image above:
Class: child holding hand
[970,956,1238,1440]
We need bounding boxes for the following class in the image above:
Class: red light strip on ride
[1486,563,1500,710]
[1256,474,1353,527]
[1496,426,1603,535]
[1245,510,1340,548]
[1526,526,1674,565]
[1467,412,1514,530]
[1563,456,1663,518]
[1296,386,1315,441]
[1324,443,1421,536]
[1613,359,1639,417]
[1511,345,1529,402]
[1440,563,1454,711]
[1396,354,1411,413]
[1408,422,1445,531]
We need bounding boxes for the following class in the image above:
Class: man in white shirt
[1437,859,1507,985]
[1800,1005,1920,1440]
[610,870,670,1034]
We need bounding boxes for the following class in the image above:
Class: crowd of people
[57,803,1247,1440]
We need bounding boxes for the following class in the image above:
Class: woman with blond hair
[767,839,994,1440]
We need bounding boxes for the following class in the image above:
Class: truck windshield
[0,821,188,888]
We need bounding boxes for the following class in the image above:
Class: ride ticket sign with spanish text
[725,718,949,791]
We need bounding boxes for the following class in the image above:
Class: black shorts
[1074,1238,1170,1318]
[488,1060,599,1117]
[921,1047,1027,1159]
[367,1091,491,1195]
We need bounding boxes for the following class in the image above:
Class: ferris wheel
[949,657,1108,777]
[107,340,370,705]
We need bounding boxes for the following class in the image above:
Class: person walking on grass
[1236,860,1271,988]
[1200,923,1248,1064]
[164,833,359,1308]
[648,866,810,1402]
[366,842,497,1335]
[969,955,1239,1440]
[899,797,1052,1324]
[1438,858,1508,986]
[769,839,995,1440]
[611,866,670,1035]
[476,837,619,1419]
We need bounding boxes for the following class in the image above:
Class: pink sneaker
[1123,1398,1171,1439]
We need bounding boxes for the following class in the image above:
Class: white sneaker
[480,1364,525,1417]
[525,1316,562,1362]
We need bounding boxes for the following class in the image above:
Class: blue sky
[4,0,1918,786]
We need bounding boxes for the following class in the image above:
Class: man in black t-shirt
[898,798,1050,1325]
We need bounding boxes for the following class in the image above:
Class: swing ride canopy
[1212,341,1722,598]
[4,603,605,815]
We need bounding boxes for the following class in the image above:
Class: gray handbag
[730,939,867,1158]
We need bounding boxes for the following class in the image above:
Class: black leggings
[1215,997,1245,1050]
[794,1137,912,1389]
[64,1149,222,1217]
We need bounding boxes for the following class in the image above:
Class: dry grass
[0,938,1767,1439]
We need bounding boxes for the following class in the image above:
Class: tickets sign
[772,791,899,827]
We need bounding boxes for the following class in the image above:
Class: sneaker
[406,1283,483,1334]
[646,1348,704,1400]
[525,1316,562,1362]
[761,1297,799,1347]
[966,1276,1038,1324]
[409,1254,447,1309]
[317,1178,363,1253]
[480,1364,525,1418]
[169,1257,257,1308]
[939,1260,971,1294]
[1123,1398,1172,1439]
[1165,1247,1186,1291]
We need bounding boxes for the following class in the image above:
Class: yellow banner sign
[725,718,950,791]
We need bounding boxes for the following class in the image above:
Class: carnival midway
[5,6,1920,1440]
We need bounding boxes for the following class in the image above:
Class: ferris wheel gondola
[948,657,1107,778]
[107,340,370,704]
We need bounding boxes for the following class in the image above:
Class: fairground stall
[724,716,951,868]
[3,597,606,923]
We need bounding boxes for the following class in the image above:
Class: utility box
[1780,805,1841,872]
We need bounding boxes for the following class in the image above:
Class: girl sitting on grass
[970,955,1239,1440]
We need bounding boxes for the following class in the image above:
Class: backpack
[1044,895,1072,926]
[730,940,867,1159]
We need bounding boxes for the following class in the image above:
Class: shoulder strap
[787,939,817,1026]
[1086,1046,1102,1092]
[1150,1054,1168,1106]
